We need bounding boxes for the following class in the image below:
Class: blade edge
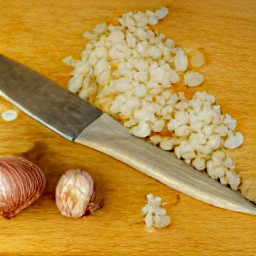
[0,55,102,140]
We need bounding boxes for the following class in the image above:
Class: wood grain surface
[1,0,256,255]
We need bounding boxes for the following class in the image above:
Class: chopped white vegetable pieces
[184,71,204,87]
[190,51,205,68]
[142,194,171,228]
[224,132,244,149]
[1,110,18,121]
[65,7,244,191]
[174,47,188,72]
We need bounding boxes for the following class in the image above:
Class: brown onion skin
[0,155,46,219]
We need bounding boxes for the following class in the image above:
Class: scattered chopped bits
[142,194,171,228]
[65,7,244,191]
[184,71,204,87]
[1,110,18,121]
[190,51,205,68]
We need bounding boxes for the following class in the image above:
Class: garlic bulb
[0,155,46,218]
[55,169,104,218]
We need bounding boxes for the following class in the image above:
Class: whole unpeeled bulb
[0,155,46,218]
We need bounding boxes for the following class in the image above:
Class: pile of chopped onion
[64,7,243,190]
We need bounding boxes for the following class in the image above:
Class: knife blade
[0,54,255,215]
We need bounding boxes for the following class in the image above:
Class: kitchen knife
[0,54,255,215]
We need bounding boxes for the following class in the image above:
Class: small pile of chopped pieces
[142,194,171,228]
[64,7,243,191]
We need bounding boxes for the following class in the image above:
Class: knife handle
[75,113,256,215]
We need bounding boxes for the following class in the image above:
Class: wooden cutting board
[1,0,256,255]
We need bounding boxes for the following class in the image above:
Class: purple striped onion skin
[0,155,46,218]
[55,169,104,218]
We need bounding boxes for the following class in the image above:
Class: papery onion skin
[0,155,46,219]
[55,169,104,218]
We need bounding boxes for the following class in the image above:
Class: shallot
[55,169,104,218]
[0,155,46,218]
